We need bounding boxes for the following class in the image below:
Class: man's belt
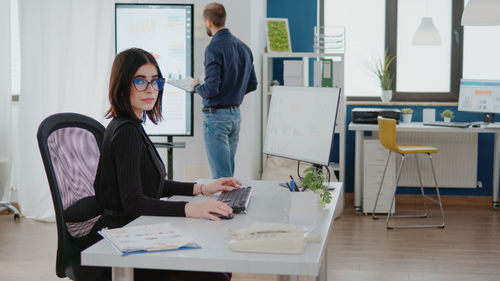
[202,105,239,113]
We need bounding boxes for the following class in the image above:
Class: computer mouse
[471,123,481,128]
[211,212,234,220]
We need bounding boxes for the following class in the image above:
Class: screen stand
[153,137,186,180]
[484,113,495,123]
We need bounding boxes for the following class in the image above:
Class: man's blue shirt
[194,29,258,107]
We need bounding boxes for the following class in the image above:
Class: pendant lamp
[462,0,500,26]
[412,1,441,46]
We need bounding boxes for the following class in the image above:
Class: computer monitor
[458,79,500,123]
[115,3,194,136]
[263,86,341,166]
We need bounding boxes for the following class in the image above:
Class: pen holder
[288,191,320,225]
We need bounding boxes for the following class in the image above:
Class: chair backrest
[377,116,400,153]
[37,113,105,279]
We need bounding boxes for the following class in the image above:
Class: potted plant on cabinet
[440,109,454,123]
[373,49,396,103]
[401,108,413,123]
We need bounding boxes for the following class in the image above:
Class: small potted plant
[372,49,396,103]
[440,109,454,123]
[300,166,332,207]
[401,108,413,123]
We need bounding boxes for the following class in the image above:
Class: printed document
[98,222,200,255]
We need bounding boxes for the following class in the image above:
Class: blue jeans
[202,108,241,178]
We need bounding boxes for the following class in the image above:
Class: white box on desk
[287,191,320,225]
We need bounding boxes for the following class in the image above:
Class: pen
[288,180,295,192]
[289,175,298,192]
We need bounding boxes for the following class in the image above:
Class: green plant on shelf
[300,166,332,207]
[372,48,396,90]
[440,109,454,119]
[401,108,413,114]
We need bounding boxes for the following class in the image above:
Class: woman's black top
[94,116,194,221]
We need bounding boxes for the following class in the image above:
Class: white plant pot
[444,117,451,123]
[402,114,412,123]
[381,90,392,103]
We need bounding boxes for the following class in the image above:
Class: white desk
[348,122,500,214]
[81,180,343,281]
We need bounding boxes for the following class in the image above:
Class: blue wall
[267,0,497,197]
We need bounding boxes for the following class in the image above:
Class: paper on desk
[98,222,200,256]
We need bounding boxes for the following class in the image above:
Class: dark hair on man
[106,48,163,124]
[203,2,226,27]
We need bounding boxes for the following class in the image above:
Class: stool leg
[414,154,429,218]
[386,154,405,229]
[372,151,392,219]
[385,153,446,229]
[429,153,445,228]
[390,155,429,219]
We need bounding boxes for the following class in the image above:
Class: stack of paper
[98,222,200,255]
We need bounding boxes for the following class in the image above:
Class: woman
[90,48,237,281]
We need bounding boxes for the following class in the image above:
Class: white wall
[125,0,266,181]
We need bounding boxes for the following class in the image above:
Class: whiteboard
[116,3,193,136]
[263,86,341,166]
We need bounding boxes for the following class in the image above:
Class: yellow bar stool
[372,116,445,229]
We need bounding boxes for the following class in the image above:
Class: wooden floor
[1,194,500,281]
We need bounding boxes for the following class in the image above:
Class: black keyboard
[423,121,471,128]
[217,186,252,213]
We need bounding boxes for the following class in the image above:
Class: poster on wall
[265,18,292,53]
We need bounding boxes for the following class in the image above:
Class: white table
[82,180,343,281]
[348,122,500,214]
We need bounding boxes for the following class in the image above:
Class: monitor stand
[484,113,495,123]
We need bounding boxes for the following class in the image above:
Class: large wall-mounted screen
[116,3,193,136]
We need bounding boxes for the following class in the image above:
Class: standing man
[192,2,258,178]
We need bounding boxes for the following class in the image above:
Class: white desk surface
[81,180,342,277]
[349,122,500,133]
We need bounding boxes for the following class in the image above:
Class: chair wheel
[439,225,445,228]
[387,227,394,230]
[13,214,20,221]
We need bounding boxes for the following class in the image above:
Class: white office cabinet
[363,140,396,214]
[261,52,345,182]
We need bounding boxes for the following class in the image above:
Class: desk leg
[316,247,327,281]
[112,267,133,281]
[494,132,500,210]
[354,130,364,215]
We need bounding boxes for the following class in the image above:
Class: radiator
[393,132,478,188]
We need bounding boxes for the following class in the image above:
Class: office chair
[37,113,105,280]
[372,116,445,229]
[0,157,20,219]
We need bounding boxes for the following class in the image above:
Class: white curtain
[17,0,115,220]
[0,0,12,203]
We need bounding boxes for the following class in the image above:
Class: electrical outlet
[477,181,482,188]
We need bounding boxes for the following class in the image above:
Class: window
[462,0,500,80]
[323,0,474,101]
[323,0,386,97]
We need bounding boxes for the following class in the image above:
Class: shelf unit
[260,52,345,182]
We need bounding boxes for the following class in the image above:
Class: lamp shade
[462,0,500,26]
[412,17,441,46]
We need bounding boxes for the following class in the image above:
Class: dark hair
[106,48,163,124]
[203,2,226,27]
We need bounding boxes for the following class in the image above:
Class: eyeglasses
[133,78,166,91]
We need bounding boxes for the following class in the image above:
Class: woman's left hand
[201,177,242,196]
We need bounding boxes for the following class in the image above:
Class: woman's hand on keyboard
[202,177,242,196]
[185,200,233,221]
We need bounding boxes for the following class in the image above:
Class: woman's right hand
[184,200,233,221]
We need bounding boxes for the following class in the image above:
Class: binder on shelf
[321,59,333,87]
[98,222,200,256]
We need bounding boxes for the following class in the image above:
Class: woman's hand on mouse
[185,200,233,221]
